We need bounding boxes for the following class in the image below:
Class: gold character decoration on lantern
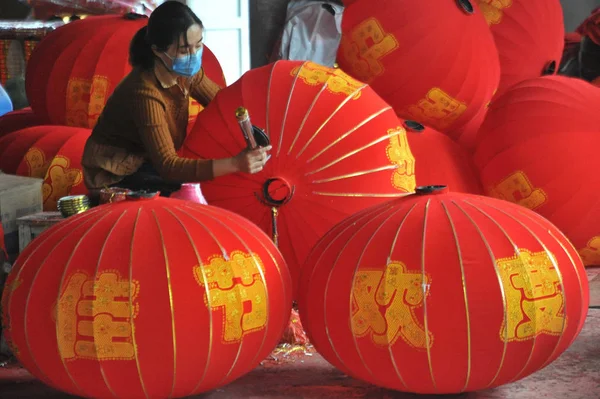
[406,88,468,131]
[352,261,433,349]
[194,251,268,344]
[57,271,140,361]
[340,17,399,83]
[487,170,547,210]
[477,0,513,26]
[579,236,600,266]
[292,62,364,99]
[386,126,416,192]
[24,147,49,179]
[497,249,565,342]
[42,156,84,211]
[66,75,110,128]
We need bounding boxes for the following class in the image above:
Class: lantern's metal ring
[260,178,294,207]
[456,0,474,14]
[252,125,270,147]
[403,120,425,133]
[416,185,448,194]
[543,60,557,75]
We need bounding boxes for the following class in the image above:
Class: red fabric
[26,15,225,129]
[1,197,292,398]
[0,108,47,139]
[337,0,499,143]
[182,60,418,298]
[299,188,588,394]
[477,0,564,97]
[576,7,600,45]
[475,75,600,267]
[404,122,482,194]
[0,126,90,210]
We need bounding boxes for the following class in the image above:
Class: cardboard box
[0,173,43,256]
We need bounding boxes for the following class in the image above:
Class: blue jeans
[111,163,182,197]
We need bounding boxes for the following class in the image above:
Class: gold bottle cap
[235,107,248,120]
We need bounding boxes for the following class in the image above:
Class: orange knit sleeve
[190,68,222,106]
[130,88,215,182]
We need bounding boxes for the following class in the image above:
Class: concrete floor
[1,269,599,399]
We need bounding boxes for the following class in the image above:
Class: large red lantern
[336,0,500,144]
[476,0,564,96]
[1,194,291,398]
[0,126,90,211]
[26,14,225,129]
[0,107,46,138]
[182,60,417,296]
[299,186,588,394]
[403,120,482,194]
[474,75,600,266]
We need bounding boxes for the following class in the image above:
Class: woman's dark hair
[129,1,203,70]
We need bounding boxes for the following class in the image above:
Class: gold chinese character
[24,147,49,178]
[188,97,204,129]
[406,88,468,131]
[194,251,267,343]
[488,171,547,210]
[579,237,600,266]
[340,18,399,83]
[292,61,364,99]
[386,127,416,192]
[497,249,565,342]
[42,155,84,211]
[66,75,109,128]
[352,261,432,348]
[477,0,513,25]
[57,271,140,361]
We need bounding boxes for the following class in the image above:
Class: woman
[82,1,270,197]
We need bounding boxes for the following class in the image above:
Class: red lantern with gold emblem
[475,0,564,97]
[299,186,588,394]
[0,108,46,138]
[475,75,600,267]
[337,0,500,145]
[0,126,90,211]
[26,14,225,129]
[1,193,291,398]
[182,60,418,296]
[403,120,482,194]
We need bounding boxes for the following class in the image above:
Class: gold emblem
[406,88,468,131]
[352,261,432,348]
[42,155,84,211]
[24,147,49,178]
[497,249,565,342]
[188,98,204,129]
[579,237,600,266]
[292,61,364,99]
[57,271,140,361]
[386,127,416,192]
[340,17,399,83]
[66,75,109,128]
[194,251,268,343]
[487,171,547,210]
[477,0,513,25]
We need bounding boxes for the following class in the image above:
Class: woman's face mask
[164,46,203,77]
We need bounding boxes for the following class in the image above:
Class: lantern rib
[312,192,409,198]
[266,63,275,148]
[486,202,567,383]
[275,61,302,159]
[53,210,113,397]
[151,210,178,397]
[460,200,512,388]
[311,165,399,184]
[306,107,393,164]
[515,210,583,369]
[163,207,212,396]
[12,209,103,387]
[441,202,472,392]
[420,199,438,392]
[129,208,150,399]
[92,210,130,399]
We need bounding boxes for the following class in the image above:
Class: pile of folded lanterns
[0,0,596,397]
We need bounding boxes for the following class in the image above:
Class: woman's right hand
[233,146,272,174]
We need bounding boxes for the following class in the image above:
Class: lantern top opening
[415,185,448,195]
[403,120,425,133]
[456,0,474,14]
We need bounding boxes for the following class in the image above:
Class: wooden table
[16,211,64,253]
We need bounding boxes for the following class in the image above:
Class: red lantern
[299,186,588,394]
[0,126,90,211]
[26,14,225,129]
[475,75,600,266]
[403,120,482,194]
[0,107,46,138]
[476,0,564,96]
[1,194,291,398]
[336,0,500,143]
[182,60,418,296]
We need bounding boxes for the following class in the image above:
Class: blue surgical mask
[164,46,203,77]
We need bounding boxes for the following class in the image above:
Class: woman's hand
[233,146,272,174]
